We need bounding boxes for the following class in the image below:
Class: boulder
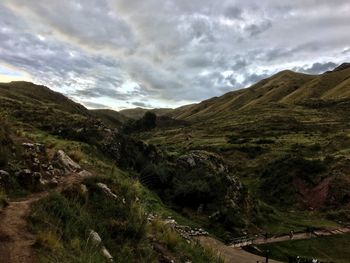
[52,150,81,174]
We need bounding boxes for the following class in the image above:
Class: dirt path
[197,227,350,263]
[0,193,46,263]
[0,172,87,263]
[230,227,350,248]
[197,236,281,263]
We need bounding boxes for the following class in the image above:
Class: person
[265,232,268,241]
[312,258,318,263]
[289,230,294,240]
[296,256,300,263]
[265,250,270,263]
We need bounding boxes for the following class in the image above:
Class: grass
[25,131,222,263]
[30,174,223,263]
[254,233,350,263]
[137,101,350,238]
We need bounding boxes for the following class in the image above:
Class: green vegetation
[29,173,222,263]
[123,111,157,133]
[137,65,350,238]
[254,233,350,263]
[2,64,350,262]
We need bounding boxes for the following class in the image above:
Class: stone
[87,230,102,248]
[87,230,114,262]
[52,150,81,174]
[101,246,114,262]
[22,142,35,148]
[80,184,88,196]
[97,183,118,200]
[40,177,59,188]
[78,170,92,177]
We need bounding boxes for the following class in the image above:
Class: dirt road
[198,236,281,263]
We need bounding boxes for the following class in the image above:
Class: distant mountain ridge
[167,63,350,121]
[2,63,349,125]
[119,107,174,120]
[116,63,350,122]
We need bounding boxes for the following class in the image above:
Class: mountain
[0,81,89,116]
[168,64,350,121]
[119,107,174,119]
[140,63,350,215]
[90,109,130,128]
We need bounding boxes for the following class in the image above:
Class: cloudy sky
[0,0,350,110]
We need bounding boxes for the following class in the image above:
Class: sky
[0,0,350,110]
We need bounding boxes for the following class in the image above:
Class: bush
[0,147,9,168]
[260,155,327,207]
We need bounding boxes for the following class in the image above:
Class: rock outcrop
[177,150,229,173]
[52,150,81,174]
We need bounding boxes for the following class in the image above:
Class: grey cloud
[245,20,272,37]
[5,0,137,51]
[81,101,110,109]
[294,62,337,74]
[1,0,350,108]
[132,101,152,108]
[224,6,243,20]
[242,73,270,87]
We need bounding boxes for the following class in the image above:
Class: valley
[0,64,350,262]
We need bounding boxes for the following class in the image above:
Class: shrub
[260,155,327,207]
[0,147,9,168]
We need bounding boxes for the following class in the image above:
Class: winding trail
[0,172,85,263]
[230,227,350,248]
[0,193,46,263]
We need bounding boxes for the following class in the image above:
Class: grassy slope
[168,65,350,121]
[0,82,222,263]
[138,65,350,235]
[90,109,130,128]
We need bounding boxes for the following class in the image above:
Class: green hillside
[168,64,350,121]
[139,64,350,226]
